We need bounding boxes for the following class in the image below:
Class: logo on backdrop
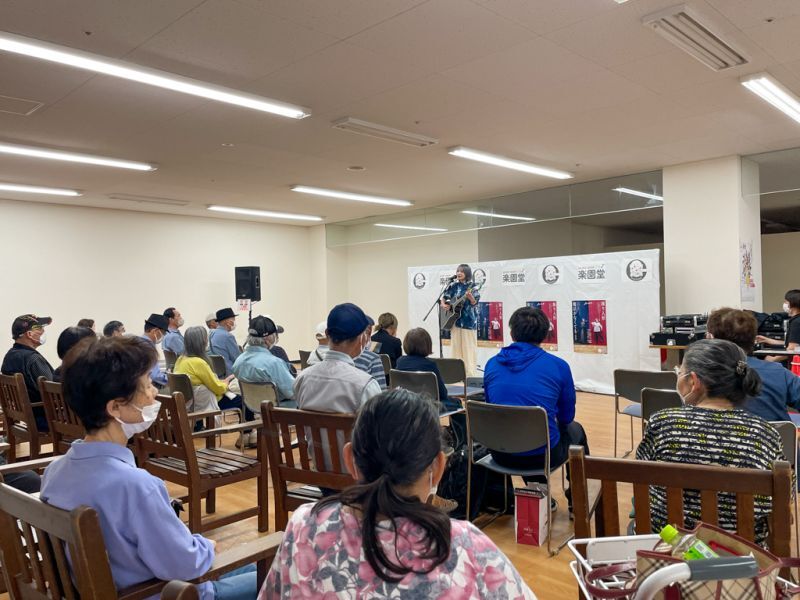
[473,268,487,286]
[625,259,647,282]
[412,272,427,289]
[542,264,560,284]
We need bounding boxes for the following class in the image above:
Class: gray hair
[184,326,210,362]
[247,334,266,347]
[683,338,761,405]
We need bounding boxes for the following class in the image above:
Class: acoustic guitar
[441,281,484,331]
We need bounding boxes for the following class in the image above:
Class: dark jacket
[371,330,402,367]
[1,343,54,431]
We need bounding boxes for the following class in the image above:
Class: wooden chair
[0,373,52,462]
[38,377,85,455]
[613,369,676,457]
[262,404,355,530]
[134,392,267,533]
[163,349,178,372]
[568,447,792,565]
[0,462,281,599]
[298,350,311,370]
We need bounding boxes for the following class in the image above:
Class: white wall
[0,199,314,366]
[762,232,800,312]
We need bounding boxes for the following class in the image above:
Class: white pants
[451,326,478,377]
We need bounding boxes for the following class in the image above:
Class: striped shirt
[353,349,387,390]
[636,406,784,546]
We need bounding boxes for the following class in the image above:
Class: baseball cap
[264,315,284,334]
[12,314,52,339]
[327,303,369,341]
[249,315,278,337]
[144,313,169,332]
[314,321,328,340]
[205,313,217,324]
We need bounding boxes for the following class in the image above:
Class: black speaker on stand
[235,266,261,302]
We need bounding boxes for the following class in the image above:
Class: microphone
[447,274,458,281]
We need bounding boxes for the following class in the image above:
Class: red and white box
[514,484,548,546]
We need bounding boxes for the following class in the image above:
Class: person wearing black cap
[353,317,387,390]
[233,316,295,404]
[294,303,381,415]
[208,307,241,376]
[2,314,55,431]
[262,316,297,377]
[140,313,169,388]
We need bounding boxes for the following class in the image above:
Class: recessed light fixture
[448,147,573,180]
[741,73,800,125]
[0,182,81,196]
[332,117,438,147]
[613,187,664,201]
[221,143,235,147]
[208,205,322,221]
[0,141,156,171]
[346,165,365,172]
[462,210,536,221]
[291,185,412,207]
[374,223,447,232]
[0,31,310,119]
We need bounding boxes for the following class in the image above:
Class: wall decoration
[572,300,607,354]
[527,301,558,351]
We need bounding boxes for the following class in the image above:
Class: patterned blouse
[636,406,784,546]
[259,502,536,599]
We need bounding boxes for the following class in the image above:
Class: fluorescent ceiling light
[374,223,447,232]
[208,205,322,222]
[0,182,81,196]
[0,31,310,119]
[448,147,572,180]
[291,185,412,207]
[613,187,664,201]
[108,193,190,207]
[741,73,800,125]
[331,117,438,147]
[0,141,155,171]
[462,210,535,221]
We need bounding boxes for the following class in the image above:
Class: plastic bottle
[791,355,800,377]
[659,525,719,560]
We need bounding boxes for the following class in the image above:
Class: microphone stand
[424,278,454,358]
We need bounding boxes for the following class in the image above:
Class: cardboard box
[514,484,548,546]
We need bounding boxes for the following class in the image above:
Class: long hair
[183,326,211,364]
[314,389,451,582]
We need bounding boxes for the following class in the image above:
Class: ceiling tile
[705,0,800,30]
[742,15,800,64]
[470,0,617,35]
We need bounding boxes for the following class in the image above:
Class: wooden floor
[163,393,648,599]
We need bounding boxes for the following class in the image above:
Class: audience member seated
[262,316,297,376]
[76,318,95,332]
[757,289,800,362]
[1,314,55,431]
[162,307,185,356]
[233,316,295,403]
[306,321,329,366]
[54,326,96,380]
[103,320,126,338]
[353,317,387,390]
[294,304,381,413]
[396,328,458,411]
[140,314,169,388]
[206,313,218,331]
[371,312,402,367]
[259,389,535,599]
[209,307,241,376]
[637,338,784,546]
[707,307,800,421]
[483,306,589,510]
[40,336,257,599]
[174,326,235,413]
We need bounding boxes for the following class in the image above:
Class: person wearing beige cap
[205,313,218,330]
[306,320,329,367]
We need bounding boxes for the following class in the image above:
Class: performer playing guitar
[440,264,481,376]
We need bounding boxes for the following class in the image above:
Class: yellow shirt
[174,356,227,399]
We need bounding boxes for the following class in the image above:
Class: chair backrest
[465,400,549,454]
[38,377,84,455]
[163,349,178,372]
[167,373,195,410]
[240,381,277,413]
[378,354,391,377]
[0,481,118,599]
[769,421,797,469]
[0,373,36,435]
[388,369,440,402]
[430,357,467,385]
[614,369,677,405]
[640,387,682,425]
[298,350,311,371]
[568,446,792,559]
[208,355,226,379]
[134,392,198,478]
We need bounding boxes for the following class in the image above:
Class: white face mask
[177,317,185,327]
[115,400,161,439]
[37,332,47,345]
[428,465,438,500]
[675,372,693,405]
[784,302,791,314]
[229,322,237,332]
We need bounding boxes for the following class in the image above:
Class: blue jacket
[484,342,576,454]
[745,356,800,422]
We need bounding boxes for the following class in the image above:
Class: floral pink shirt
[259,502,536,599]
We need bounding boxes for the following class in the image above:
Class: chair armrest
[116,578,168,600]
[0,456,59,477]
[191,420,263,439]
[192,533,283,583]
[187,409,222,420]
[160,581,199,600]
[29,401,44,408]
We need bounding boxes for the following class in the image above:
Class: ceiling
[2,0,800,226]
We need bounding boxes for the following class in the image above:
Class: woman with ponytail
[637,338,785,546]
[259,389,535,599]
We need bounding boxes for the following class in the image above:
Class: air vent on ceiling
[0,94,43,116]
[107,193,190,207]
[331,117,438,148]
[642,4,748,72]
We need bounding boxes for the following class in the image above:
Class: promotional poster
[527,301,558,351]
[572,300,607,354]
